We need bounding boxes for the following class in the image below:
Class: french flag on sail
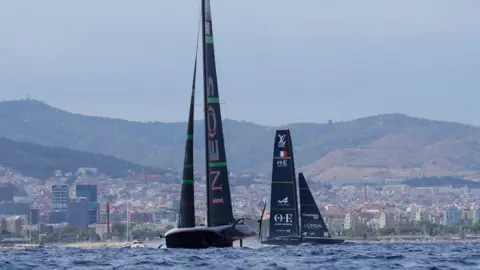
[279,151,288,158]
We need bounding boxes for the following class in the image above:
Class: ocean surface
[2,243,480,269]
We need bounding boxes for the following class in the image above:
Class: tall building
[50,185,69,223]
[414,209,428,223]
[443,206,461,226]
[76,185,97,202]
[130,212,153,223]
[5,216,22,234]
[379,210,396,229]
[473,207,480,225]
[29,208,40,225]
[343,212,358,230]
[67,197,89,230]
[0,202,30,216]
[0,183,14,202]
[76,185,98,224]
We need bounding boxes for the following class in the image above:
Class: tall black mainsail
[177,33,199,229]
[298,173,330,238]
[202,0,234,227]
[164,0,255,249]
[266,129,300,240]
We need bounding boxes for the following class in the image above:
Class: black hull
[262,237,301,246]
[165,224,255,249]
[262,237,344,246]
[303,237,344,244]
[166,229,232,248]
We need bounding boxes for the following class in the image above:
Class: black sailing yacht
[259,129,344,245]
[164,0,255,249]
[298,172,344,244]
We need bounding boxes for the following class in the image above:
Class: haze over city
[1,0,479,126]
[3,2,480,267]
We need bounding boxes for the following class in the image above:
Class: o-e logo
[274,213,293,223]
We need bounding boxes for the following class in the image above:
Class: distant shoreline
[50,237,480,250]
[341,237,480,244]
[54,241,128,249]
[55,240,164,249]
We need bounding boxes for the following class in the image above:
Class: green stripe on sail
[182,180,193,184]
[209,162,227,167]
[272,181,294,184]
[207,97,219,103]
[206,36,214,43]
[186,134,193,140]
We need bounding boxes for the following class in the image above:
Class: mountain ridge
[1,99,480,180]
[0,135,168,179]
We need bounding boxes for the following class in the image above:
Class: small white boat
[129,240,147,248]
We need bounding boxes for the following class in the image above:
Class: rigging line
[195,2,201,68]
[258,200,267,241]
[192,2,201,91]
[222,217,254,239]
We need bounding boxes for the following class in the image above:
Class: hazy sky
[0,1,479,126]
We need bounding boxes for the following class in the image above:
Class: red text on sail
[207,76,224,204]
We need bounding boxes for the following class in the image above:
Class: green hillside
[1,99,480,180]
[0,136,167,179]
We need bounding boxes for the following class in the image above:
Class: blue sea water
[1,243,480,269]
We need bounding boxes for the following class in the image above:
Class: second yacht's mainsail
[267,129,300,240]
[260,130,344,245]
[298,173,330,238]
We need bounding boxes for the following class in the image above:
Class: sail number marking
[207,76,224,205]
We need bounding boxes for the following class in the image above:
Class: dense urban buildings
[1,166,480,242]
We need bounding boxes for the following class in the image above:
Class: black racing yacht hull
[165,224,255,249]
[303,237,344,244]
[261,236,344,246]
[261,236,302,246]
